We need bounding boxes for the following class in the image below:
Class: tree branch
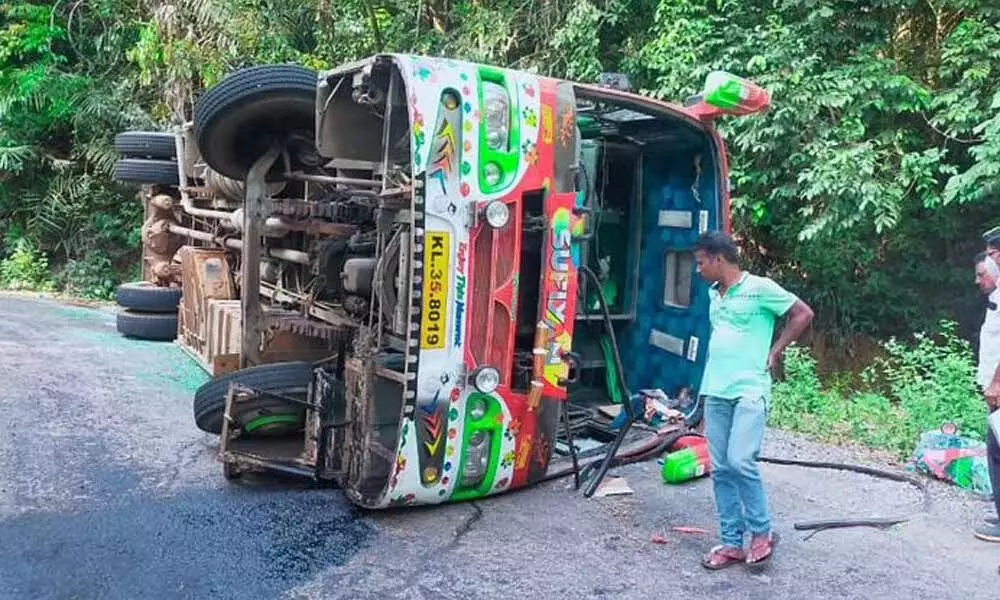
[920,112,985,145]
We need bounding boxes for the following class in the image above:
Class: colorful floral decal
[522,107,538,128]
[506,418,522,440]
[501,451,516,469]
[413,108,426,165]
[522,140,539,166]
[558,106,575,147]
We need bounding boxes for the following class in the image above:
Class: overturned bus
[111,54,769,508]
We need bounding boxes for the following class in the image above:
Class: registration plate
[421,231,451,349]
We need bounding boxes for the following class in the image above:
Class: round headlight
[472,366,500,394]
[483,162,502,187]
[484,200,510,229]
[486,129,506,150]
[469,396,488,421]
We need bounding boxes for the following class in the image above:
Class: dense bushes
[771,322,988,458]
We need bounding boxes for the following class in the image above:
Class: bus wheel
[193,361,313,435]
[193,64,317,182]
[113,158,180,185]
[115,281,181,313]
[116,309,178,342]
[114,131,178,160]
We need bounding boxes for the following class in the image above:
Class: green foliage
[57,251,117,300]
[1,0,147,299]
[619,0,1000,351]
[0,237,54,291]
[771,322,988,458]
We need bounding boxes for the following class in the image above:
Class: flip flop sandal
[702,545,746,571]
[746,532,780,568]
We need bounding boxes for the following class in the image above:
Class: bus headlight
[471,366,500,394]
[483,82,510,151]
[468,396,488,421]
[484,200,510,229]
[460,430,492,487]
[483,162,502,187]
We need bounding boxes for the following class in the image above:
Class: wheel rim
[243,414,302,434]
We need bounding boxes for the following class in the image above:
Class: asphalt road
[0,294,996,600]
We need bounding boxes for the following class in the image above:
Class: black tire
[193,64,318,182]
[114,158,180,185]
[115,131,177,160]
[193,361,313,435]
[116,281,182,313]
[116,309,178,341]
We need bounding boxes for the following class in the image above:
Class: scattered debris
[597,404,623,420]
[909,427,992,496]
[594,476,634,497]
[555,437,606,455]
[672,526,710,535]
[650,534,669,545]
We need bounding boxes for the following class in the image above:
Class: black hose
[758,455,930,534]
[577,263,638,497]
[579,264,633,421]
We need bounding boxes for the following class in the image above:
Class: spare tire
[193,64,318,182]
[115,132,178,160]
[114,159,180,185]
[116,309,178,341]
[193,361,313,435]
[116,281,182,313]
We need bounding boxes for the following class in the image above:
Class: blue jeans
[704,395,770,548]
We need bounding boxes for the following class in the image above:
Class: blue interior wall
[618,142,719,397]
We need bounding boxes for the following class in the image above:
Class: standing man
[693,231,814,569]
[973,252,1000,543]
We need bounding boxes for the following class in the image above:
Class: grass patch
[770,321,989,459]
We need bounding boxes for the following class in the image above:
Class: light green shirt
[700,272,799,400]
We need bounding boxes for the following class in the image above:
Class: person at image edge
[693,231,814,570]
[972,250,1000,544]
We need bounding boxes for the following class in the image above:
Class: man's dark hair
[977,251,988,265]
[987,236,1000,251]
[694,231,740,264]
